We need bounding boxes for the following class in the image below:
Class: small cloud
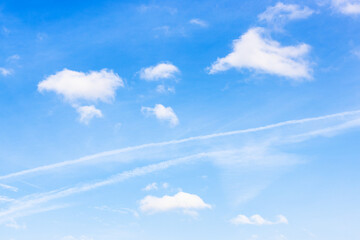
[208,27,311,80]
[230,214,288,225]
[189,18,208,27]
[0,67,12,76]
[331,0,360,15]
[141,104,179,127]
[75,105,103,124]
[140,62,180,81]
[7,54,20,62]
[156,84,175,94]
[143,182,158,191]
[61,236,93,240]
[38,68,123,103]
[139,191,211,214]
[258,2,314,26]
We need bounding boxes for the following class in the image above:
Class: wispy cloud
[0,153,210,224]
[0,183,18,192]
[189,18,208,27]
[258,2,314,27]
[1,109,359,180]
[230,214,288,225]
[331,0,360,15]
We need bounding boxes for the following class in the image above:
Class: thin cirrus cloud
[189,18,208,27]
[139,62,180,81]
[230,214,288,225]
[141,104,179,126]
[0,67,12,76]
[208,27,311,80]
[331,0,360,15]
[258,2,314,25]
[38,68,123,124]
[139,192,211,214]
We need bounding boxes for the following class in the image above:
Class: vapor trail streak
[1,109,359,180]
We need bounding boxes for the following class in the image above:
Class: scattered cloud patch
[61,236,93,240]
[139,192,211,214]
[0,196,14,202]
[140,63,179,81]
[38,68,123,103]
[143,182,158,191]
[230,214,288,225]
[258,2,314,26]
[208,27,311,80]
[6,54,20,62]
[0,183,18,192]
[331,0,360,15]
[156,84,175,94]
[75,105,103,124]
[0,67,12,76]
[189,18,208,27]
[141,104,179,126]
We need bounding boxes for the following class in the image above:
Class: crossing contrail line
[0,109,359,181]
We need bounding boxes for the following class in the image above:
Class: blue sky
[1,0,360,239]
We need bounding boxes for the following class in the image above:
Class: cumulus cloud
[139,63,179,81]
[258,2,314,25]
[38,68,123,103]
[38,68,123,124]
[189,18,208,27]
[75,105,103,124]
[141,104,179,126]
[332,0,360,15]
[230,214,288,225]
[139,192,211,214]
[208,27,311,80]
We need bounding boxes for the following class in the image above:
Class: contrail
[1,109,360,180]
[0,152,210,222]
[0,183,18,192]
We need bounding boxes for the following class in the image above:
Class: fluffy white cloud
[139,63,179,81]
[75,105,103,124]
[258,2,314,24]
[189,18,208,27]
[139,192,211,214]
[230,214,288,225]
[38,68,123,103]
[332,0,360,15]
[0,67,12,76]
[141,104,179,126]
[208,27,311,79]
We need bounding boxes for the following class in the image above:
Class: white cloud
[156,84,175,94]
[208,27,311,80]
[139,63,179,81]
[139,192,211,214]
[75,105,103,124]
[61,236,93,240]
[332,0,360,15]
[0,67,12,76]
[143,182,158,191]
[189,18,208,27]
[141,104,179,126]
[230,214,288,225]
[38,68,123,103]
[7,54,20,62]
[258,2,314,25]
